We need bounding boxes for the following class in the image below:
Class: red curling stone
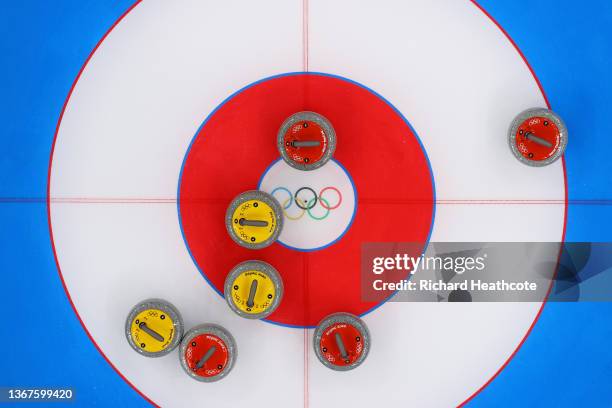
[277,111,336,171]
[313,313,370,371]
[508,108,568,166]
[179,324,236,382]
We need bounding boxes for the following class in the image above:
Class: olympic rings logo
[270,186,343,221]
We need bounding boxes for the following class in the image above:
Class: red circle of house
[178,73,435,327]
[515,116,562,161]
